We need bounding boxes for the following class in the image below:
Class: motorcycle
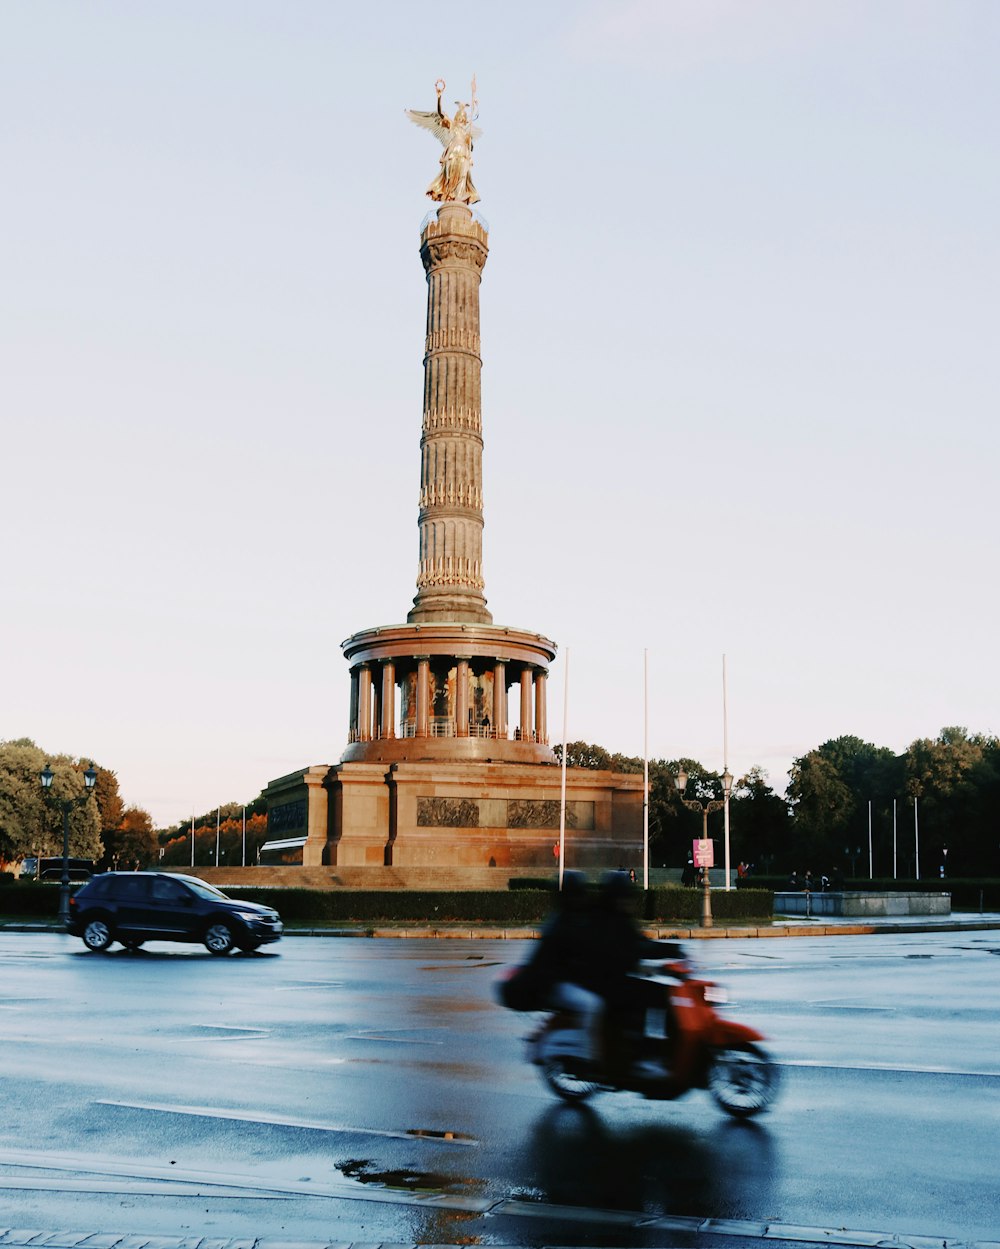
[503,956,779,1119]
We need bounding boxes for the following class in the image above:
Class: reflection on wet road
[0,930,997,1246]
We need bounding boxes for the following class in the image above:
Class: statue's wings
[406,109,451,147]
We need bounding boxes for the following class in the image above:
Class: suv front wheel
[204,919,236,955]
[83,916,114,952]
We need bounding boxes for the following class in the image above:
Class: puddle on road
[336,1155,479,1196]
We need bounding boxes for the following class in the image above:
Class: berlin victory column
[263,83,642,875]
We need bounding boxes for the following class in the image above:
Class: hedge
[0,881,774,924]
[205,885,774,924]
[0,882,77,917]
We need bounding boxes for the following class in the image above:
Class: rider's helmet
[599,869,636,912]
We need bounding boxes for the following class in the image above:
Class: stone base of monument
[262,759,645,871]
[775,890,951,917]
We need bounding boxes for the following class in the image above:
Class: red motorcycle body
[523,967,779,1118]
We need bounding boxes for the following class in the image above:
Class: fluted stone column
[519,668,533,742]
[358,666,373,742]
[380,660,396,739]
[416,658,430,738]
[408,203,492,625]
[492,660,507,737]
[456,658,470,737]
[534,671,548,745]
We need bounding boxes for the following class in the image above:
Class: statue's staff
[406,77,482,206]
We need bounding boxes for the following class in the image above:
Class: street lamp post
[674,768,732,928]
[40,762,97,923]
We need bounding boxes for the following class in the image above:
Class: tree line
[157,799,268,869]
[0,738,157,874]
[0,737,269,876]
[7,724,996,882]
[557,725,1000,879]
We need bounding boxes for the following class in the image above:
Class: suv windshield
[177,877,231,901]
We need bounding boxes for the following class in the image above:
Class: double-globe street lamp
[40,762,97,922]
[674,767,733,929]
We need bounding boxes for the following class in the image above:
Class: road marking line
[0,1177,287,1200]
[192,1025,270,1037]
[345,1033,444,1045]
[781,1058,1000,1077]
[92,1100,478,1145]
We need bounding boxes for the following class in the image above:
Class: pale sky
[3,1,997,829]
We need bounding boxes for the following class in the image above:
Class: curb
[4,919,1000,939]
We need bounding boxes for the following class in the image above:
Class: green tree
[787,750,853,874]
[0,740,102,866]
[554,741,613,770]
[902,727,1000,875]
[0,739,49,868]
[728,766,791,874]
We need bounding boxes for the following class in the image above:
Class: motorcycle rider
[523,871,684,1080]
[588,871,685,1078]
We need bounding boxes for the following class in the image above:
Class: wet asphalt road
[0,928,998,1247]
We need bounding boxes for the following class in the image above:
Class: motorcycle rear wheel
[708,1041,779,1118]
[537,1029,601,1102]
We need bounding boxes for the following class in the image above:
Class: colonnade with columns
[348,656,548,745]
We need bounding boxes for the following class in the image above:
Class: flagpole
[893,798,897,879]
[643,648,649,891]
[558,647,569,890]
[868,799,873,878]
[242,807,246,868]
[190,814,195,868]
[216,808,221,868]
[722,654,732,890]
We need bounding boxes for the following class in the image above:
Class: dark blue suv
[66,872,283,955]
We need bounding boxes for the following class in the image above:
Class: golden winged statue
[406,77,481,205]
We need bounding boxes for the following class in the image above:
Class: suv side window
[111,875,151,901]
[151,877,189,903]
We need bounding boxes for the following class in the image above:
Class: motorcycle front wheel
[537,1029,601,1102]
[708,1041,779,1118]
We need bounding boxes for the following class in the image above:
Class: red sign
[693,838,714,868]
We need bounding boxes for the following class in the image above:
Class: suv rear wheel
[204,920,235,955]
[83,916,114,952]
